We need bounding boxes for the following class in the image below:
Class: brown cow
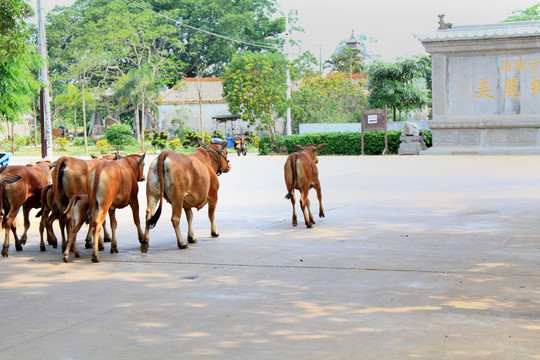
[0,161,52,257]
[284,144,325,228]
[143,141,230,252]
[52,156,111,250]
[86,153,145,263]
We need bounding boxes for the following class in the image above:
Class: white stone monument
[416,20,540,154]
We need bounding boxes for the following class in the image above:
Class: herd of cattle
[0,141,325,263]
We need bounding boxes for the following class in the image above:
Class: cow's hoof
[187,236,197,244]
[85,242,92,249]
[306,223,313,228]
[110,246,118,254]
[20,236,27,245]
[91,255,100,263]
[40,245,46,252]
[140,244,148,253]
[211,232,219,238]
[178,243,189,249]
[310,218,316,225]
[319,211,325,218]
[63,255,69,263]
[15,244,23,252]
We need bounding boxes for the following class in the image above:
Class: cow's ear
[294,144,303,152]
[315,144,326,152]
[199,140,208,149]
[90,154,98,159]
[114,152,123,160]
[220,140,228,152]
[139,153,146,164]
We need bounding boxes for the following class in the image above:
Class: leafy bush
[149,130,168,149]
[58,137,69,150]
[104,124,135,150]
[168,138,181,151]
[96,139,110,153]
[258,131,432,155]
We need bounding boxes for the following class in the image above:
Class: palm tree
[54,84,81,139]
[325,47,364,80]
[114,65,160,152]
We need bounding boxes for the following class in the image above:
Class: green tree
[222,51,288,142]
[114,65,161,151]
[291,72,367,127]
[0,0,43,152]
[366,55,431,121]
[505,4,540,21]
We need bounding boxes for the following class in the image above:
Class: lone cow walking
[284,144,325,228]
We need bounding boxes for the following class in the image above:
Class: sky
[31,0,540,63]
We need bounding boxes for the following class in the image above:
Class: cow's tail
[284,154,297,200]
[147,151,168,229]
[52,159,67,218]
[35,184,51,218]
[61,194,77,220]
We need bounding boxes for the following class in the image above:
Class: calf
[143,141,230,252]
[284,144,325,228]
[61,194,106,263]
[86,153,145,263]
[0,161,52,257]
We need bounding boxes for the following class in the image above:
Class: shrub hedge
[258,131,432,155]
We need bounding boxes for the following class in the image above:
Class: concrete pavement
[1,153,539,359]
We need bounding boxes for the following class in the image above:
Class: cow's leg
[2,208,19,256]
[45,211,58,248]
[314,181,325,218]
[63,215,84,263]
[108,209,118,254]
[184,207,197,243]
[60,215,70,252]
[129,199,144,244]
[102,219,112,243]
[19,205,32,245]
[171,202,188,249]
[207,193,219,238]
[1,216,14,257]
[90,206,108,263]
[289,191,298,227]
[306,197,315,225]
[299,189,313,228]
[38,208,48,251]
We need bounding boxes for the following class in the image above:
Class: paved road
[1,153,539,359]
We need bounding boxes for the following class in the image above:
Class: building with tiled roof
[157,77,284,139]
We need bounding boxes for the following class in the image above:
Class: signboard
[362,109,386,131]
[361,108,389,155]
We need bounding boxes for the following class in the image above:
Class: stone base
[420,146,540,155]
[398,135,427,155]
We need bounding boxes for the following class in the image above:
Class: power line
[124,0,281,50]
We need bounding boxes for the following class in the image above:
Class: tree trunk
[134,106,140,142]
[10,121,15,154]
[141,97,145,153]
[33,99,38,148]
[82,81,88,155]
[73,110,77,141]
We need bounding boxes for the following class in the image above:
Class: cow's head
[202,140,231,175]
[295,144,325,164]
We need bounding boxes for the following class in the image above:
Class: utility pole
[285,12,292,136]
[37,0,53,159]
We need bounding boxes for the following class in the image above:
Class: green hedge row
[259,131,432,155]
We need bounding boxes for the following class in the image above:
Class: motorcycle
[234,135,247,156]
